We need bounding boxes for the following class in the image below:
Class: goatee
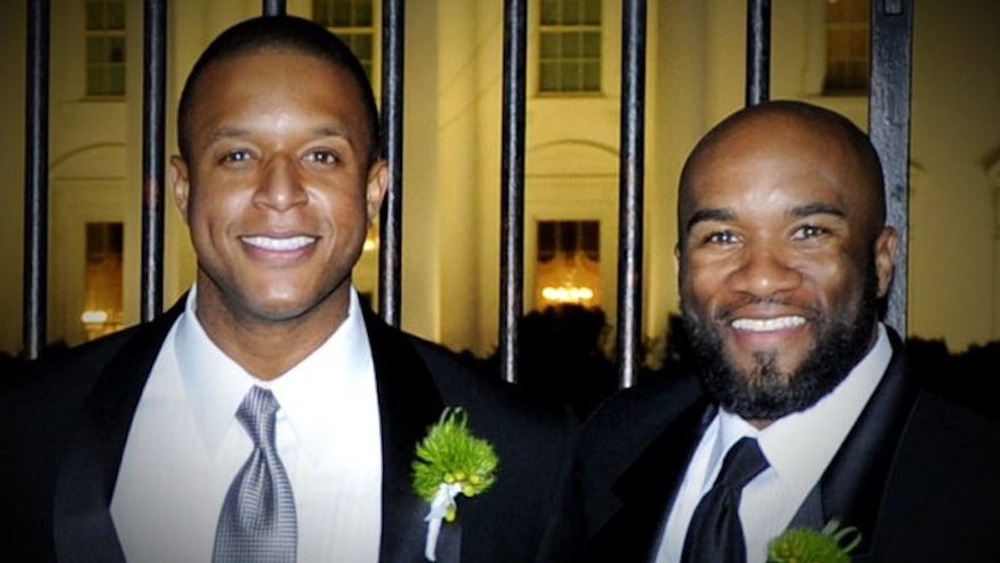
[683,264,880,421]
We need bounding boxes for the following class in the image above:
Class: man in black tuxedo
[1,16,575,562]
[575,100,1000,562]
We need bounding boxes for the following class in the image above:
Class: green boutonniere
[412,407,499,561]
[768,519,862,563]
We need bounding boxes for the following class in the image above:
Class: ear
[673,242,682,271]
[170,155,191,223]
[365,159,389,224]
[874,226,899,298]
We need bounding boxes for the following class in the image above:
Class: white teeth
[731,316,806,332]
[241,235,315,251]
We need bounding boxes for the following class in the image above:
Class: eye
[792,224,829,240]
[219,149,254,165]
[705,230,740,246]
[305,149,339,165]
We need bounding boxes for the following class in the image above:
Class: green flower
[767,519,861,563]
[412,407,499,522]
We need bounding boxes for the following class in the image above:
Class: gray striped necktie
[213,386,298,562]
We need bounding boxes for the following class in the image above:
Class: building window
[535,220,601,308]
[85,0,126,97]
[539,0,602,94]
[825,0,869,94]
[314,0,378,85]
[81,222,124,341]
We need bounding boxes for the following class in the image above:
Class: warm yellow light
[81,310,109,324]
[541,284,595,304]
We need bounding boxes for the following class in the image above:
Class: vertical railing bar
[869,0,913,333]
[745,0,771,106]
[499,0,527,384]
[615,0,647,389]
[141,0,167,322]
[262,0,286,17]
[23,0,50,359]
[379,0,405,327]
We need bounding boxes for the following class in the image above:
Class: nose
[252,155,308,211]
[728,239,801,298]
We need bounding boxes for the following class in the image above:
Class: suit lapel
[364,310,456,562]
[809,334,919,560]
[590,393,714,562]
[52,302,183,563]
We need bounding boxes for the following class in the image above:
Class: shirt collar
[175,285,374,463]
[717,323,892,496]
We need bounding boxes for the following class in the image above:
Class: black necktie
[213,386,298,562]
[680,437,769,563]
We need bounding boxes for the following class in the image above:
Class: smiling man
[573,101,1000,562]
[1,16,576,563]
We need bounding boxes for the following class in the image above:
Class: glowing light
[81,310,109,324]
[541,284,595,304]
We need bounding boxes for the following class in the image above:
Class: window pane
[583,0,601,24]
[583,32,600,57]
[561,63,582,91]
[110,37,126,64]
[332,0,351,26]
[540,62,559,91]
[562,33,581,57]
[564,0,582,24]
[109,66,125,96]
[107,1,125,30]
[541,32,559,58]
[583,61,600,91]
[86,2,103,29]
[541,0,559,25]
[355,0,373,26]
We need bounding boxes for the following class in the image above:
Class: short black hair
[176,15,381,165]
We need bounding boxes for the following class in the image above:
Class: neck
[194,287,351,380]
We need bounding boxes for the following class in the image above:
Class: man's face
[171,49,386,327]
[676,115,896,424]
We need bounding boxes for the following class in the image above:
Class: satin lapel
[815,334,919,559]
[364,310,453,563]
[53,301,183,563]
[590,398,714,562]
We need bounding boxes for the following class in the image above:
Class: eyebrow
[684,202,847,234]
[685,208,735,233]
[788,202,846,219]
[208,124,357,148]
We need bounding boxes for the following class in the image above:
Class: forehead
[682,115,875,220]
[190,48,371,144]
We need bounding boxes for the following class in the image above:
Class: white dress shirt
[111,286,383,562]
[655,324,893,563]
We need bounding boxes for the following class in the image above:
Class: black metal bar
[141,0,167,322]
[745,0,771,106]
[23,0,50,359]
[616,0,647,389]
[869,0,912,333]
[499,0,527,384]
[378,0,405,327]
[262,0,286,16]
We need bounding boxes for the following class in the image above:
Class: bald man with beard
[572,100,1000,562]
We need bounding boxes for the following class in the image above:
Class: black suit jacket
[574,331,1000,562]
[1,298,577,563]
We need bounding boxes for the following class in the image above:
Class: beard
[682,263,881,421]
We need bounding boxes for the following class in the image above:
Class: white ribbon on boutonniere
[412,407,499,562]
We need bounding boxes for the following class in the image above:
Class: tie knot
[236,386,280,449]
[715,437,768,490]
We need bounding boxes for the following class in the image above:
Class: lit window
[536,220,601,308]
[539,0,602,94]
[314,0,378,87]
[85,0,126,97]
[825,0,869,94]
[82,222,124,341]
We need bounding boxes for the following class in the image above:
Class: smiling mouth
[241,235,317,251]
[731,316,806,332]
